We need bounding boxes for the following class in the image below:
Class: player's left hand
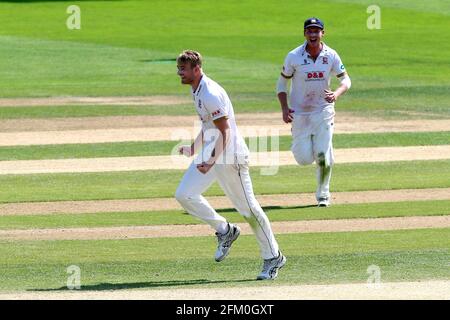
[197,162,214,174]
[179,145,193,157]
[324,90,338,103]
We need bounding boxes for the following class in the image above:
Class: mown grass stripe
[0,228,448,291]
[0,160,449,203]
[0,200,448,230]
[0,131,449,161]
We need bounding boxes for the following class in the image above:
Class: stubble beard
[180,77,193,85]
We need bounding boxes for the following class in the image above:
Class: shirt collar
[301,41,328,57]
[192,74,205,96]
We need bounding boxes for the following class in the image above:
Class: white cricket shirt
[192,74,249,162]
[281,41,347,115]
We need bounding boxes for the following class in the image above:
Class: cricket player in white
[277,17,351,207]
[175,50,286,280]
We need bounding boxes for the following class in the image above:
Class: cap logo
[311,19,316,23]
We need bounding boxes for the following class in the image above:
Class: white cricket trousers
[291,109,335,201]
[175,157,280,260]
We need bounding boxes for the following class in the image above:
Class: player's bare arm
[179,131,203,157]
[324,71,351,103]
[277,74,294,123]
[197,116,230,174]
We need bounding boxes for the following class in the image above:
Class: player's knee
[239,203,264,219]
[233,201,254,218]
[293,152,314,165]
[291,144,314,165]
[175,188,190,204]
[297,157,314,166]
[231,202,250,217]
[238,207,253,218]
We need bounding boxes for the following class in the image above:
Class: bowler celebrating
[276,17,351,207]
[175,50,286,280]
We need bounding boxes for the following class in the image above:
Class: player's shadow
[266,205,318,210]
[29,278,256,292]
[214,204,317,214]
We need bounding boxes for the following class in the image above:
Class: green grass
[1,160,449,203]
[0,0,448,294]
[0,1,448,118]
[329,0,450,16]
[0,104,194,118]
[0,100,278,119]
[1,200,449,230]
[0,228,448,291]
[0,140,184,160]
[0,99,449,120]
[0,131,448,161]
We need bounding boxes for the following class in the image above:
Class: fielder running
[175,50,286,280]
[277,17,351,207]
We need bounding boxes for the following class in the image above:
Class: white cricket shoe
[257,252,287,280]
[214,223,240,262]
[317,197,330,207]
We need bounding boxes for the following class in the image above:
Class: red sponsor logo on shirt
[212,110,222,117]
[307,72,325,79]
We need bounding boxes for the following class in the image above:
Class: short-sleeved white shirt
[192,75,249,161]
[281,41,347,115]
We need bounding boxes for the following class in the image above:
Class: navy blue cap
[304,17,324,29]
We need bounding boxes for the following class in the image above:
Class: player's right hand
[282,108,294,123]
[178,145,193,157]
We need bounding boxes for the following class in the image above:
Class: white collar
[192,74,206,95]
[301,41,328,56]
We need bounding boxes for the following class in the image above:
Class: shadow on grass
[29,278,256,292]
[214,204,317,214]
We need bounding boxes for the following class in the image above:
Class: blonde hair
[177,50,202,68]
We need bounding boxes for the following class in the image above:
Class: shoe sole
[215,226,240,262]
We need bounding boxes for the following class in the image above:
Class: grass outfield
[0,1,448,118]
[0,132,449,161]
[0,104,195,119]
[0,200,449,230]
[0,228,448,291]
[1,102,449,120]
[1,0,448,296]
[0,160,449,203]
